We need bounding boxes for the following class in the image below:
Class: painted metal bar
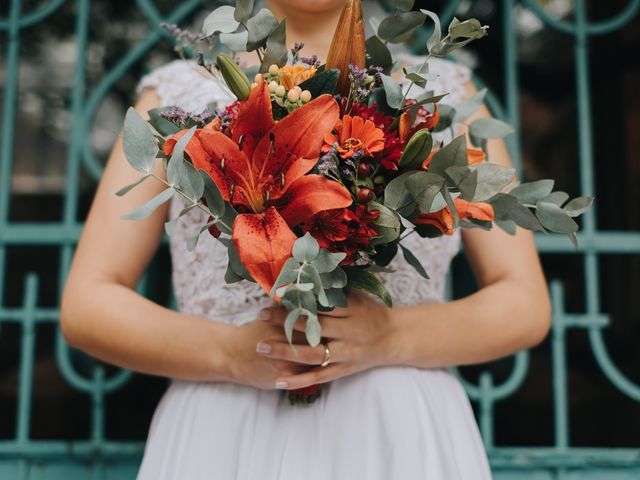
[0,0,67,30]
[550,281,569,449]
[502,0,522,173]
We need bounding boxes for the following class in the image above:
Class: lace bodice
[136,53,470,325]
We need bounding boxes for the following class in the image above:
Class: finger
[257,339,346,365]
[274,363,347,390]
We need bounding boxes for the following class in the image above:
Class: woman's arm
[256,80,551,389]
[60,89,304,386]
[389,80,552,368]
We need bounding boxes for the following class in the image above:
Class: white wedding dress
[134,52,493,479]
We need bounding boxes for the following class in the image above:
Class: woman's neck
[262,1,345,64]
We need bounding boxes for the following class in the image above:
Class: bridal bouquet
[116,0,593,404]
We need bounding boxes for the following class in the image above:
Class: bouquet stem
[285,384,322,405]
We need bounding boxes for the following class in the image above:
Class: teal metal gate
[1,1,639,478]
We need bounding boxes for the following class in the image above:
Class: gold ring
[320,340,331,367]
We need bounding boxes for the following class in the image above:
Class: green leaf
[260,19,288,71]
[370,202,401,245]
[180,161,205,203]
[445,165,477,200]
[469,163,515,201]
[488,193,545,232]
[246,8,278,50]
[399,244,429,279]
[379,73,404,109]
[540,191,569,206]
[187,221,216,251]
[234,0,254,22]
[219,31,249,51]
[298,69,339,97]
[123,107,158,174]
[374,243,398,267]
[452,88,487,123]
[292,232,320,262]
[399,129,433,169]
[404,72,427,88]
[420,9,442,53]
[312,249,346,273]
[167,126,196,189]
[114,174,150,196]
[121,188,174,220]
[536,201,579,233]
[392,0,415,11]
[147,107,180,136]
[378,11,426,44]
[200,170,225,217]
[384,171,444,217]
[202,5,240,36]
[325,288,347,308]
[563,196,594,217]
[432,104,455,132]
[469,118,514,143]
[449,18,489,40]
[365,36,393,71]
[429,135,468,177]
[509,179,554,205]
[345,268,393,307]
[284,308,302,346]
[320,268,347,289]
[228,241,254,282]
[305,313,322,347]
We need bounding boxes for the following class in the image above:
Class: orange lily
[325,0,366,96]
[163,82,353,292]
[415,198,495,235]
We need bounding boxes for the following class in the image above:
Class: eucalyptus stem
[150,173,232,231]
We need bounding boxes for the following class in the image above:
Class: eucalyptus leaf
[365,36,393,71]
[429,134,468,177]
[563,196,594,217]
[246,8,278,50]
[449,18,488,40]
[148,107,180,136]
[540,191,569,206]
[260,19,288,71]
[378,11,426,44]
[452,88,487,123]
[384,171,444,217]
[392,0,415,10]
[379,73,404,109]
[114,174,150,196]
[320,268,348,289]
[167,126,196,189]
[370,202,401,245]
[469,117,515,141]
[200,170,225,217]
[121,188,174,220]
[305,313,322,347]
[325,288,347,308]
[187,221,216,251]
[510,179,554,205]
[202,5,240,36]
[420,9,442,53]
[312,249,346,273]
[292,232,320,262]
[536,201,579,233]
[234,0,254,22]
[123,107,158,174]
[219,31,249,51]
[469,163,516,201]
[399,243,429,279]
[228,241,254,281]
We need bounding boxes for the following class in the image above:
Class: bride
[60,0,551,478]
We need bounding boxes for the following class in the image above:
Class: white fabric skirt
[136,364,492,479]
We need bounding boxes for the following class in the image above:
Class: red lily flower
[163,82,353,292]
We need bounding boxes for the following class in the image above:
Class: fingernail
[275,380,289,389]
[258,309,271,321]
[256,342,271,354]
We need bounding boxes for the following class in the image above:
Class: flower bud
[254,73,264,83]
[268,64,280,75]
[275,85,286,97]
[251,82,258,89]
[216,54,251,100]
[300,90,312,103]
[287,88,300,102]
[268,80,279,93]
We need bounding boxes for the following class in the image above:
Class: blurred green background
[0,0,639,478]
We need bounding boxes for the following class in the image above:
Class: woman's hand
[253,290,400,390]
[226,315,316,390]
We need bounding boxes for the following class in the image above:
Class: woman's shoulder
[136,59,235,111]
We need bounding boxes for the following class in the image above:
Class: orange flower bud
[325,0,366,96]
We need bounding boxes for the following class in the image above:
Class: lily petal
[277,174,353,226]
[231,82,275,160]
[251,94,340,200]
[232,207,297,293]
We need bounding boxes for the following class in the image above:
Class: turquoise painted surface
[1,0,639,478]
